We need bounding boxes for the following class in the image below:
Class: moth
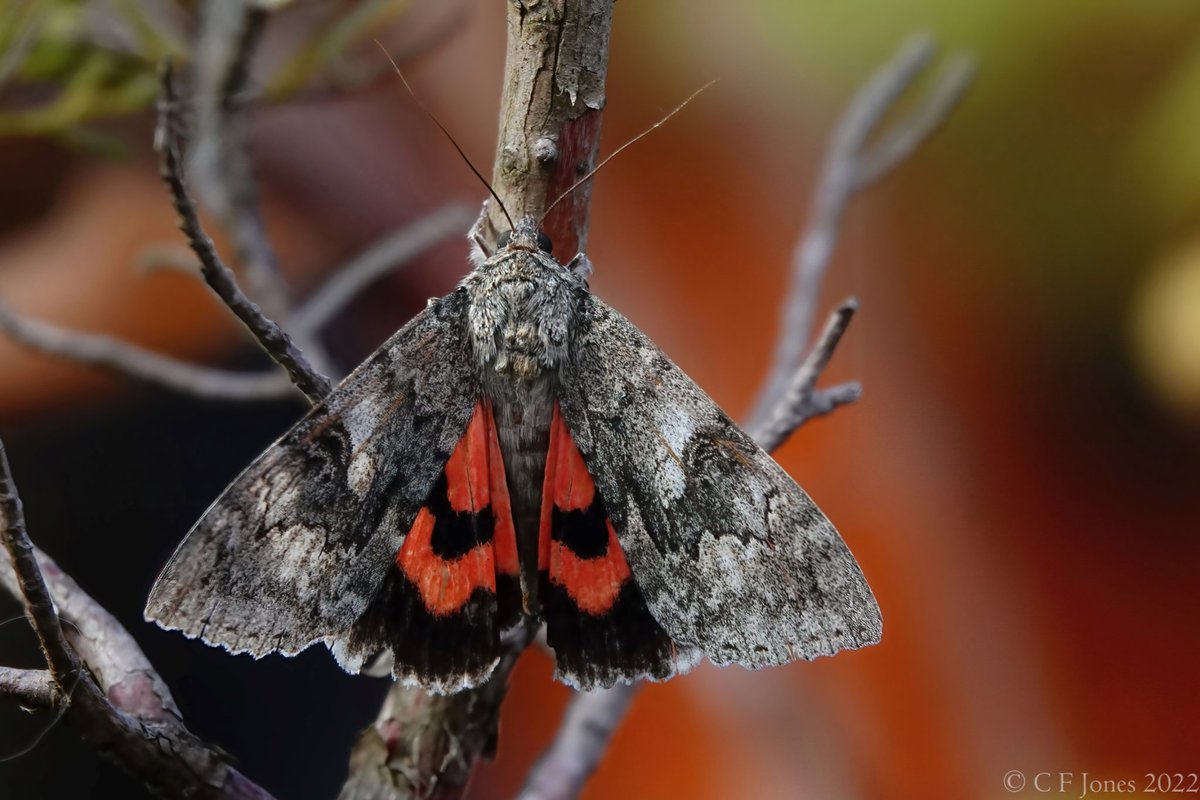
[145,214,882,692]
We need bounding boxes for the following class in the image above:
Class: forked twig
[746,33,974,430]
[749,298,862,452]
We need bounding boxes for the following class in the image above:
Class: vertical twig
[190,0,287,315]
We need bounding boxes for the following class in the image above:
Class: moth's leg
[468,202,494,268]
[564,252,593,283]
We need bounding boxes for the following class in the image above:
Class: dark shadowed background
[2,1,1198,798]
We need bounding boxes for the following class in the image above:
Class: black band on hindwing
[425,473,496,559]
[550,500,609,558]
[540,574,677,688]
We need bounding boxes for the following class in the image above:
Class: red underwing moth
[144,216,883,692]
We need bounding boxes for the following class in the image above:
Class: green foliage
[0,0,412,145]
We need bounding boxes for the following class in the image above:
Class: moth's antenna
[375,41,515,231]
[541,79,718,223]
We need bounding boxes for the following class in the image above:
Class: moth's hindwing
[144,290,479,668]
[338,398,522,691]
[537,401,696,690]
[557,295,883,668]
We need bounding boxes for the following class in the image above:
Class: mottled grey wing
[145,290,478,662]
[557,295,882,668]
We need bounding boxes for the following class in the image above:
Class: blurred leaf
[0,0,414,143]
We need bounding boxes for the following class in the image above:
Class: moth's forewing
[556,294,882,667]
[145,294,480,668]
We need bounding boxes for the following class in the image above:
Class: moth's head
[465,214,575,378]
[498,216,553,257]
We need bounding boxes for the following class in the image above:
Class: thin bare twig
[157,63,334,404]
[748,298,862,452]
[0,666,55,708]
[854,52,976,188]
[1,439,83,691]
[292,204,477,334]
[189,0,338,376]
[746,33,974,430]
[517,685,638,800]
[522,35,973,800]
[0,300,299,401]
[190,2,285,314]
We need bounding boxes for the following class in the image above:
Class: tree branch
[339,624,537,800]
[0,299,299,401]
[746,33,974,430]
[0,541,181,723]
[157,62,334,404]
[0,666,55,709]
[484,0,614,256]
[0,436,277,799]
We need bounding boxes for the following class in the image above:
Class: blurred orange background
[2,1,1198,798]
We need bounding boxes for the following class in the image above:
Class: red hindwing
[395,399,519,618]
[539,402,632,616]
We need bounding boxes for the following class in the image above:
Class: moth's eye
[537,232,553,254]
[497,231,513,249]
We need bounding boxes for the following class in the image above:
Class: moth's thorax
[464,220,579,384]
